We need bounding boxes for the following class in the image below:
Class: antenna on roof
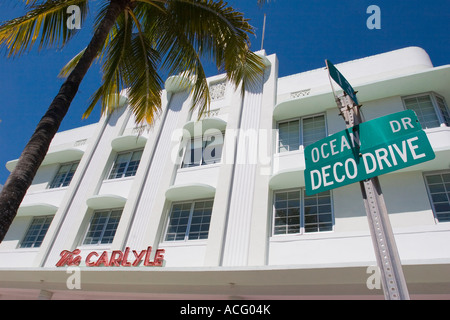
[261,13,267,50]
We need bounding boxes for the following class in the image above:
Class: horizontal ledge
[165,183,216,201]
[17,203,58,217]
[111,135,147,152]
[182,117,227,137]
[6,148,84,172]
[164,75,192,93]
[269,167,305,190]
[86,194,127,210]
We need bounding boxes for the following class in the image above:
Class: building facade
[0,47,449,299]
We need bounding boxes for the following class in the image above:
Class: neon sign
[56,246,165,267]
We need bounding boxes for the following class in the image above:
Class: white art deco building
[0,47,449,299]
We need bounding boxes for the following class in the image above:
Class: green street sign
[326,59,359,105]
[304,110,436,195]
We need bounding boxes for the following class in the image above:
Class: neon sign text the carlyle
[56,246,165,267]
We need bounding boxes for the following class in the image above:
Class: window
[424,172,450,223]
[108,150,143,179]
[302,115,327,148]
[20,216,53,248]
[436,95,450,125]
[49,162,78,189]
[403,93,450,129]
[273,189,333,235]
[278,120,300,152]
[164,199,213,241]
[278,114,326,153]
[83,209,122,245]
[181,134,223,168]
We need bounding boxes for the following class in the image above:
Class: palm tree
[0,0,266,242]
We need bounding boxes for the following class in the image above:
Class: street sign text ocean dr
[304,110,435,195]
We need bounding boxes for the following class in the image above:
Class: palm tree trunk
[0,0,130,242]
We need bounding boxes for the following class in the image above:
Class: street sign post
[326,59,359,105]
[305,60,437,300]
[304,110,435,195]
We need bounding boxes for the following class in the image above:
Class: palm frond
[62,0,265,126]
[126,7,162,125]
[228,49,265,97]
[153,0,265,116]
[24,0,43,5]
[82,8,132,119]
[156,11,210,117]
[57,47,85,78]
[58,1,114,78]
[82,5,163,125]
[0,0,88,57]
[131,0,166,13]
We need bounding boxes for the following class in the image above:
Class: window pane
[83,210,122,245]
[116,153,132,164]
[124,150,143,177]
[100,210,122,244]
[49,163,78,189]
[425,173,450,222]
[20,216,53,248]
[436,96,450,126]
[108,152,131,179]
[50,164,71,188]
[188,201,213,240]
[181,140,203,168]
[165,203,192,241]
[278,120,300,153]
[203,135,224,165]
[302,115,326,147]
[273,190,301,235]
[304,191,333,233]
[109,151,142,179]
[426,174,443,184]
[404,96,440,129]
[182,134,224,168]
[165,200,214,242]
[61,163,78,187]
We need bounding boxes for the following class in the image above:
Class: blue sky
[0,0,449,184]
